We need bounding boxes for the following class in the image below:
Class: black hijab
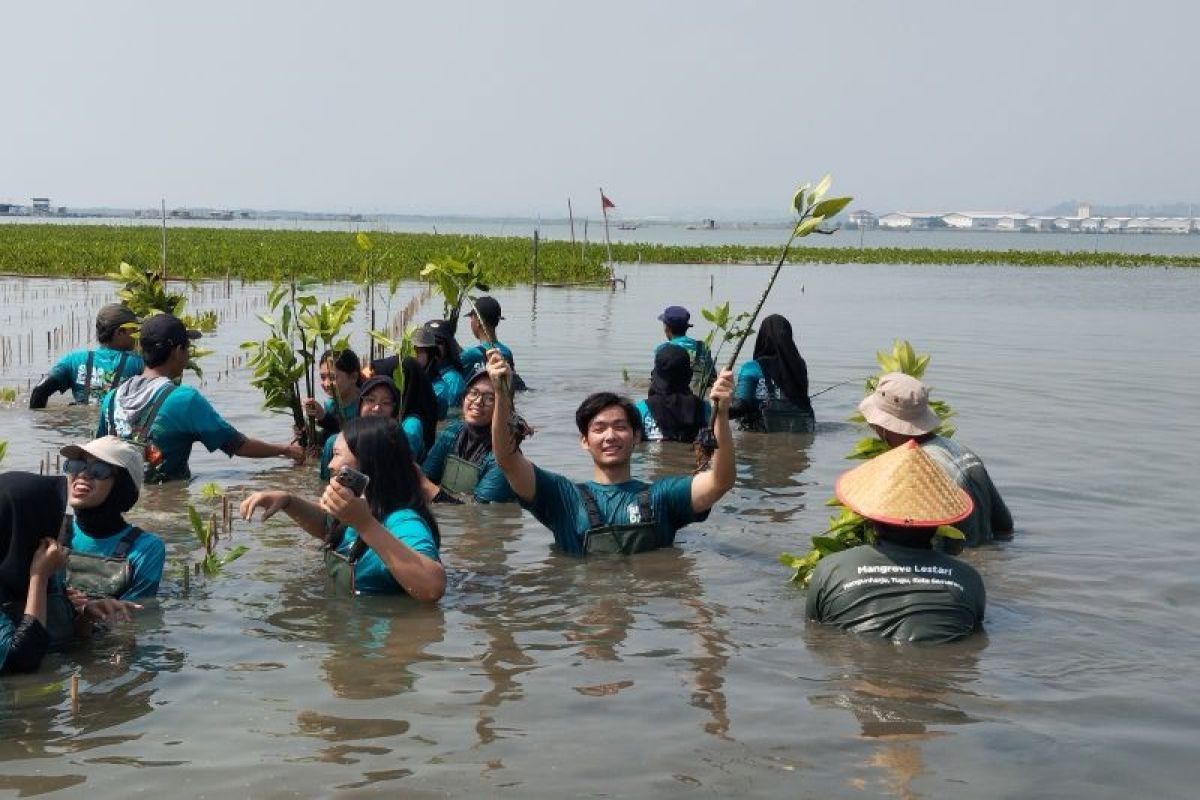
[645,344,707,443]
[752,315,813,413]
[74,468,139,540]
[0,473,67,602]
[452,372,494,464]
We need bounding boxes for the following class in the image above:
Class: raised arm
[486,349,536,503]
[691,369,736,513]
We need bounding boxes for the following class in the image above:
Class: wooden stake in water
[160,197,168,282]
[70,672,80,711]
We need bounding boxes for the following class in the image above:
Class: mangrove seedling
[187,503,247,578]
[778,339,960,588]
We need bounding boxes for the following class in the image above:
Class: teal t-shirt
[47,347,145,404]
[98,382,245,482]
[459,341,515,374]
[734,359,776,406]
[420,421,515,503]
[0,613,14,672]
[655,336,715,382]
[519,466,704,555]
[320,415,427,480]
[432,365,467,420]
[322,397,359,424]
[335,508,440,595]
[69,521,166,600]
[635,398,712,443]
[805,540,986,644]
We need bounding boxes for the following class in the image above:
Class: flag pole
[600,187,615,279]
[567,198,576,248]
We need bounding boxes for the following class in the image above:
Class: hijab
[74,467,139,540]
[0,473,67,602]
[645,344,707,443]
[752,314,813,413]
[452,373,494,464]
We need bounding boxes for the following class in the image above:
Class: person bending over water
[731,314,814,433]
[242,416,445,600]
[637,343,711,443]
[487,350,737,555]
[420,365,516,504]
[60,436,165,601]
[29,303,144,408]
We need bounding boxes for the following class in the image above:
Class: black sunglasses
[63,459,116,480]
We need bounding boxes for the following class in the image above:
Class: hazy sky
[3,1,1196,218]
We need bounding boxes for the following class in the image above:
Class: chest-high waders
[323,521,368,594]
[108,383,177,483]
[441,455,482,503]
[65,527,142,598]
[576,485,661,555]
[75,350,131,406]
[1,586,76,651]
[745,375,815,434]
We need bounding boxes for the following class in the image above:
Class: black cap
[411,327,438,349]
[423,319,455,343]
[140,313,201,350]
[359,376,402,417]
[464,363,491,388]
[95,303,138,340]
[464,296,503,328]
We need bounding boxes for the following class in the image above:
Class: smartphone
[334,466,370,497]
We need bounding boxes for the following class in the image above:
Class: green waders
[761,399,816,433]
[324,522,368,594]
[576,485,661,555]
[441,455,482,502]
[65,527,142,598]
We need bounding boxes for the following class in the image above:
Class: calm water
[4,214,1200,256]
[0,263,1198,798]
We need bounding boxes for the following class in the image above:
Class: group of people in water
[2,294,1015,676]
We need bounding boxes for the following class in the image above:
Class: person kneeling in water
[241,416,445,600]
[420,365,516,504]
[60,436,166,602]
[487,350,737,556]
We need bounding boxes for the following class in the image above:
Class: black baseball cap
[95,303,138,340]
[464,363,491,388]
[140,313,202,350]
[463,296,503,328]
[423,319,455,343]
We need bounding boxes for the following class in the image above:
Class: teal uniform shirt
[46,347,145,404]
[519,466,706,555]
[98,381,246,482]
[655,336,715,383]
[432,365,466,420]
[320,415,427,480]
[421,421,516,503]
[322,397,359,424]
[734,359,776,408]
[806,541,986,644]
[0,614,14,672]
[69,521,166,600]
[634,399,712,443]
[460,341,514,374]
[334,508,440,594]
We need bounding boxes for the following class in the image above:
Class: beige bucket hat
[835,440,973,527]
[60,436,145,495]
[858,372,942,436]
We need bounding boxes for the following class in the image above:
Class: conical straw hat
[835,440,973,527]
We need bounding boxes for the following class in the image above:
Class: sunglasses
[63,459,116,480]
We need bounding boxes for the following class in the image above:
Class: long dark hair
[321,348,363,382]
[399,357,439,452]
[341,416,440,547]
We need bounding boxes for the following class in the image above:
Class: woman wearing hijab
[420,365,516,503]
[731,314,815,433]
[60,436,166,601]
[0,473,69,674]
[370,327,464,421]
[636,344,711,443]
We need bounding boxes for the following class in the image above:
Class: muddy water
[0,263,1198,798]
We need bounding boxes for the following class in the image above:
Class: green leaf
[187,505,207,548]
[811,196,853,220]
[219,545,249,565]
[936,525,965,540]
[791,187,807,215]
[812,174,832,201]
[355,231,373,251]
[793,216,825,238]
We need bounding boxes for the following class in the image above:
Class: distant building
[847,210,878,229]
[31,197,51,213]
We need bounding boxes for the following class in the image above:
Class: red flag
[600,191,616,210]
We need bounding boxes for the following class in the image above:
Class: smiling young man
[486,350,737,555]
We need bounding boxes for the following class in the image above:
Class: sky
[2,1,1197,219]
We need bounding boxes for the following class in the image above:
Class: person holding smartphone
[240,415,445,600]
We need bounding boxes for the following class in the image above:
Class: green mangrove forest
[0,223,1194,284]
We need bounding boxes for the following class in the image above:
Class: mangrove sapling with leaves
[694,175,852,468]
[186,504,247,578]
[298,294,358,423]
[107,260,217,374]
[241,279,316,448]
[778,340,961,588]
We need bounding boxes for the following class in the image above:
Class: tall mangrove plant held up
[778,340,960,588]
[241,276,357,449]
